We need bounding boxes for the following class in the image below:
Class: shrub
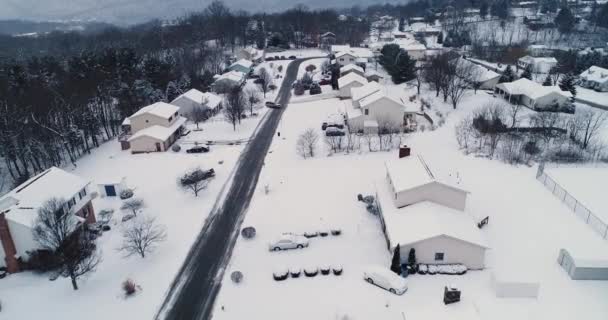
[241,226,256,239]
[122,279,137,296]
[303,231,318,238]
[319,231,328,237]
[277,65,283,72]
[231,271,243,283]
[269,84,277,91]
[289,268,302,278]
[332,265,343,276]
[273,268,289,281]
[171,144,181,152]
[102,225,111,232]
[294,82,305,95]
[119,189,134,200]
[304,267,319,277]
[25,249,60,272]
[417,264,428,275]
[266,57,274,61]
[320,266,331,275]
[330,229,341,236]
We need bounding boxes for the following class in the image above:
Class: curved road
[155,57,319,320]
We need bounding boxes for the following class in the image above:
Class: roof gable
[338,73,368,87]
[130,102,180,120]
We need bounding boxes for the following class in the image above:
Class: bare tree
[296,128,320,158]
[506,103,522,128]
[224,87,245,130]
[190,105,208,130]
[119,216,167,258]
[446,60,473,109]
[257,67,273,98]
[325,135,344,153]
[121,198,145,217]
[33,198,101,290]
[245,86,261,116]
[179,167,211,197]
[569,109,608,150]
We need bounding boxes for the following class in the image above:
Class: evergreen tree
[559,73,577,97]
[391,244,402,275]
[521,65,533,80]
[398,17,405,32]
[408,248,417,266]
[437,32,444,44]
[480,0,489,18]
[541,0,558,13]
[499,65,515,83]
[554,6,576,34]
[598,3,608,28]
[392,52,417,84]
[542,75,553,86]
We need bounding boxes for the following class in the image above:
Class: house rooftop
[351,81,381,102]
[331,44,351,52]
[128,116,187,142]
[173,89,222,108]
[230,59,253,69]
[131,102,180,120]
[338,72,368,88]
[580,66,608,84]
[385,155,466,193]
[519,55,557,64]
[341,63,364,74]
[496,78,572,99]
[215,70,246,83]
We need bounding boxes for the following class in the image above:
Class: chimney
[0,212,20,273]
[399,144,411,158]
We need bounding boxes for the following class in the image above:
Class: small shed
[97,177,128,197]
[557,248,608,280]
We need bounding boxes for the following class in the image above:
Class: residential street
[155,57,319,320]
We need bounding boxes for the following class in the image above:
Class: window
[145,119,149,123]
[435,252,444,261]
[168,116,173,122]
[67,198,76,209]
[78,188,87,200]
[364,109,369,115]
[339,58,344,62]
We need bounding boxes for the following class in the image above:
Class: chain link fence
[536,164,608,240]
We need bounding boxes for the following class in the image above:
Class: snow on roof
[173,89,222,108]
[331,44,351,52]
[377,182,487,248]
[394,38,426,51]
[215,70,246,83]
[385,155,466,193]
[338,72,368,88]
[128,116,187,142]
[496,78,572,99]
[95,176,125,186]
[407,22,441,33]
[122,117,131,126]
[365,70,383,78]
[580,66,608,84]
[460,59,500,82]
[359,90,398,108]
[340,64,364,74]
[335,51,358,59]
[230,59,253,69]
[131,102,180,120]
[0,167,90,227]
[518,55,557,64]
[320,32,335,37]
[351,81,381,102]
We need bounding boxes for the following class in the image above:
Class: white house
[97,177,128,197]
[495,78,572,111]
[517,55,557,73]
[346,91,417,133]
[351,81,381,108]
[0,167,95,273]
[376,155,487,270]
[579,66,608,92]
[340,64,365,77]
[331,44,351,54]
[460,59,501,90]
[227,59,253,74]
[122,102,187,153]
[211,70,246,93]
[335,51,358,66]
[236,47,264,63]
[338,73,368,98]
[171,89,222,119]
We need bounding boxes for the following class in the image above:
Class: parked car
[363,267,408,295]
[268,233,309,251]
[325,127,345,136]
[289,55,297,60]
[318,78,331,86]
[186,145,210,153]
[280,55,286,60]
[309,84,322,95]
[265,101,282,109]
[253,78,264,84]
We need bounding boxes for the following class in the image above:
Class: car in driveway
[265,101,282,109]
[269,233,309,251]
[325,127,345,136]
[363,267,408,295]
[186,145,210,153]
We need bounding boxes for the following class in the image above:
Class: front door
[105,185,116,197]
[155,142,162,152]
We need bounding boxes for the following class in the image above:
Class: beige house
[122,102,186,153]
[340,64,365,77]
[338,73,368,98]
[335,51,358,66]
[376,155,488,270]
[347,91,417,133]
[171,89,222,119]
[495,78,572,111]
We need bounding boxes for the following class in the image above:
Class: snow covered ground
[266,48,327,59]
[211,87,608,319]
[576,87,608,109]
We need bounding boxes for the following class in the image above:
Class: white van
[363,267,408,295]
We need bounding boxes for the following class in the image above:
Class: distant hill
[0,0,402,25]
[0,20,114,36]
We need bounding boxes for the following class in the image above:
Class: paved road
[155,57,318,320]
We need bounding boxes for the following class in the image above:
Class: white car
[268,234,309,251]
[363,267,408,295]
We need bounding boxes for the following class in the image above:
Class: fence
[536,164,608,240]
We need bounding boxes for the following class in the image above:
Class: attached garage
[557,248,608,280]
[97,177,128,198]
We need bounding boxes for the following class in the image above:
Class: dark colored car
[318,78,331,86]
[309,84,322,95]
[254,78,264,84]
[325,127,345,136]
[280,55,286,60]
[289,55,297,60]
[186,146,210,153]
[265,101,282,109]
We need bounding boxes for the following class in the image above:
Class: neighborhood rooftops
[230,59,253,69]
[174,89,222,109]
[215,70,246,83]
[338,72,368,88]
[459,59,500,82]
[351,81,381,102]
[341,63,364,74]
[128,116,187,142]
[0,167,90,227]
[384,155,467,193]
[131,102,180,120]
[496,78,572,99]
[580,66,608,84]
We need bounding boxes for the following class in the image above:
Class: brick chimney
[0,212,20,273]
[399,144,411,158]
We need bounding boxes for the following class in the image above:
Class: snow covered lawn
[576,87,608,109]
[212,91,608,319]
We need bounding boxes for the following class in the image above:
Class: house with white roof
[211,70,246,93]
[331,44,351,54]
[346,90,417,133]
[121,102,186,153]
[0,167,95,273]
[171,89,222,120]
[460,59,501,90]
[517,55,557,73]
[227,59,253,74]
[376,155,487,269]
[338,72,368,98]
[365,70,384,82]
[335,51,358,66]
[579,66,608,92]
[340,64,365,77]
[394,38,427,60]
[495,78,572,111]
[236,47,264,64]
[351,81,381,107]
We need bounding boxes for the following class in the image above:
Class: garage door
[105,185,117,197]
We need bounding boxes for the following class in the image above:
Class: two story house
[121,102,187,153]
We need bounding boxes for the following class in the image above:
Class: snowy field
[576,87,608,109]
[266,48,327,59]
[212,89,608,319]
[0,103,271,319]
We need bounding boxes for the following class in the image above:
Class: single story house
[97,177,128,197]
[340,64,365,77]
[171,89,222,119]
[122,102,187,153]
[236,47,264,64]
[460,59,501,90]
[517,55,557,73]
[331,44,351,55]
[495,78,572,111]
[579,66,608,92]
[211,70,246,93]
[376,155,487,269]
[335,51,358,66]
[558,248,608,280]
[338,73,368,98]
[0,167,95,273]
[227,59,253,74]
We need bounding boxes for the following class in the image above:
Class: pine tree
[408,248,417,266]
[554,6,576,34]
[499,65,515,83]
[392,52,417,84]
[542,75,553,86]
[521,66,533,80]
[559,73,577,98]
[480,0,489,18]
[390,244,402,275]
[437,32,444,44]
